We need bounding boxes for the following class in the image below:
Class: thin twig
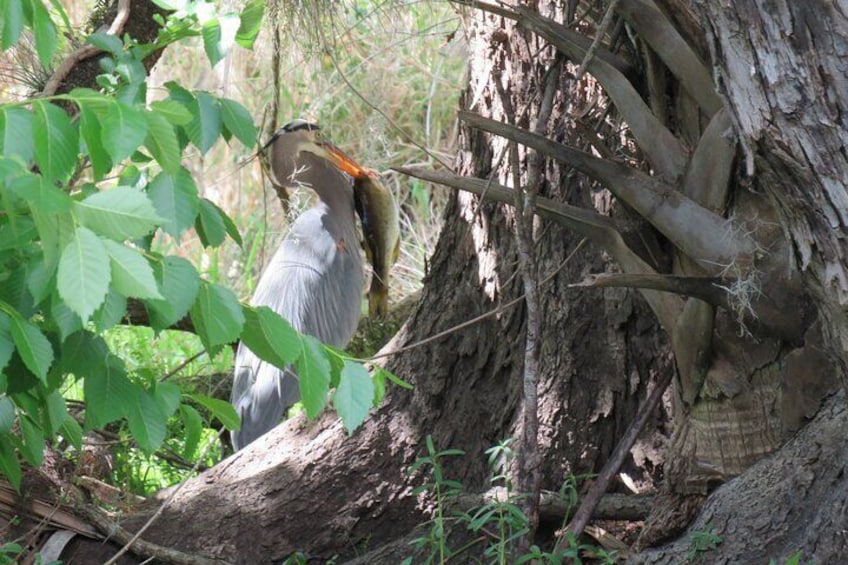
[561,367,673,543]
[41,0,131,96]
[574,0,620,81]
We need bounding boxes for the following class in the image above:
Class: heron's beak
[321,142,367,179]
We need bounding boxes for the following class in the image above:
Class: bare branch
[616,0,722,116]
[570,272,727,305]
[459,110,758,273]
[682,107,736,210]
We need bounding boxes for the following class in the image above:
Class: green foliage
[686,522,723,563]
[0,0,395,492]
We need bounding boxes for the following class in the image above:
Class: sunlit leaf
[144,110,181,173]
[30,0,57,67]
[189,281,244,351]
[102,239,162,299]
[32,100,78,183]
[101,100,147,165]
[296,335,331,419]
[1,0,25,49]
[187,393,240,431]
[147,167,199,238]
[202,13,240,67]
[73,186,162,241]
[235,0,263,49]
[334,361,374,434]
[240,306,301,369]
[57,226,110,322]
[180,404,203,458]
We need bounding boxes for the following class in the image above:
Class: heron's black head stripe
[262,120,321,152]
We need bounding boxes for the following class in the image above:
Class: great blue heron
[231,120,366,450]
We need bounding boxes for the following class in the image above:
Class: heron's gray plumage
[231,124,364,450]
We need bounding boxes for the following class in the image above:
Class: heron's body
[231,122,364,450]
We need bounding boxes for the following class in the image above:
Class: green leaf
[154,382,181,419]
[9,315,53,383]
[101,101,147,164]
[91,289,126,332]
[147,168,199,238]
[79,103,112,180]
[220,97,256,148]
[1,0,25,49]
[83,362,134,428]
[0,314,13,375]
[195,198,226,247]
[44,389,67,433]
[87,31,122,56]
[30,0,57,67]
[51,297,83,341]
[101,239,162,300]
[190,282,244,350]
[235,0,264,49]
[146,256,200,331]
[295,335,331,419]
[57,226,110,322]
[0,435,22,491]
[150,99,193,126]
[334,361,374,434]
[9,172,72,214]
[144,110,181,173]
[32,100,78,183]
[127,387,167,453]
[186,91,221,154]
[0,106,34,163]
[201,13,240,67]
[0,396,15,433]
[188,393,240,430]
[74,185,162,241]
[19,416,44,466]
[179,403,203,458]
[59,416,82,450]
[240,306,301,369]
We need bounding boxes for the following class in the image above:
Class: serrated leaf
[189,282,244,350]
[9,315,53,383]
[1,0,25,49]
[219,97,256,148]
[127,386,167,453]
[9,172,72,214]
[44,390,67,433]
[19,416,44,466]
[101,101,147,164]
[334,361,374,435]
[150,99,192,126]
[144,110,181,173]
[185,91,221,154]
[147,168,199,238]
[59,416,82,450]
[91,289,126,332]
[0,435,22,491]
[51,296,82,341]
[101,239,162,299]
[57,226,110,322]
[235,0,263,49]
[79,103,112,180]
[30,0,57,67]
[74,186,162,241]
[0,106,34,163]
[296,335,331,419]
[240,306,301,369]
[202,13,240,67]
[195,198,226,247]
[187,393,239,430]
[154,382,181,419]
[146,256,199,331]
[180,403,203,458]
[32,100,78,183]
[83,361,134,428]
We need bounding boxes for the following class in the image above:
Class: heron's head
[265,120,365,189]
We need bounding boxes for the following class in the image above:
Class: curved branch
[513,6,688,181]
[459,111,758,273]
[616,0,722,116]
[682,107,736,210]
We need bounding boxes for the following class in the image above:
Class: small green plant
[686,522,723,562]
[768,550,806,565]
[406,435,465,564]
